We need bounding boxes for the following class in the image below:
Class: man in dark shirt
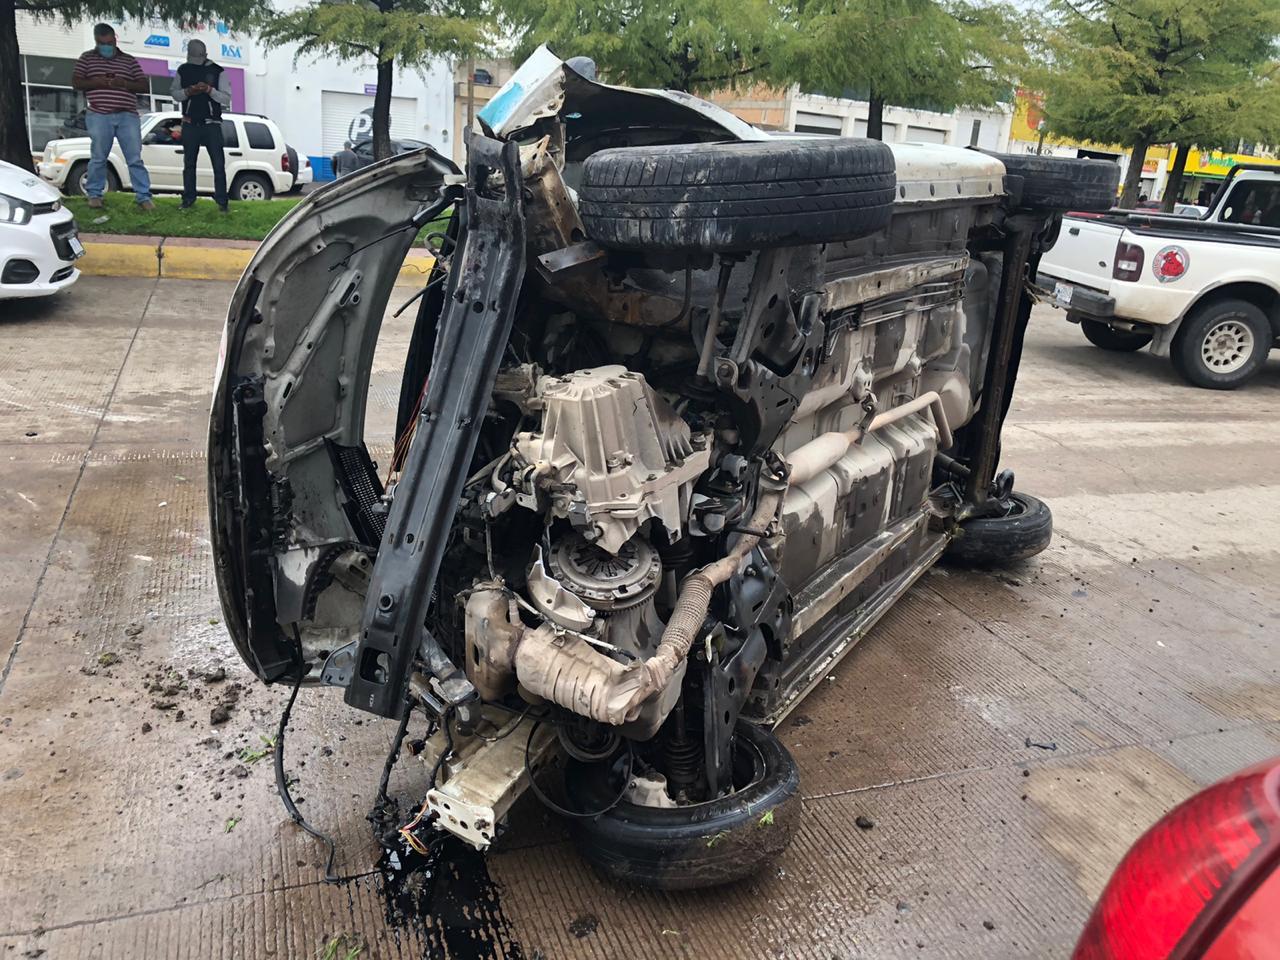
[332,141,359,178]
[171,40,232,212]
[71,24,153,210]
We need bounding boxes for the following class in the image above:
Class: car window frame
[220,118,240,149]
[244,120,276,151]
[1218,179,1280,224]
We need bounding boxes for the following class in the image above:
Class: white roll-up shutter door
[905,125,948,145]
[16,12,90,58]
[320,91,420,154]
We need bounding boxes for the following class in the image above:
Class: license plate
[68,234,85,259]
[1053,281,1073,306]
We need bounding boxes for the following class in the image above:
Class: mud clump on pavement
[568,913,600,938]
[209,681,243,726]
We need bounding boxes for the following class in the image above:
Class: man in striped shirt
[71,24,154,210]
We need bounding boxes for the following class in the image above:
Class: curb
[78,234,436,282]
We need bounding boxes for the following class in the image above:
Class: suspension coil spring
[664,731,702,795]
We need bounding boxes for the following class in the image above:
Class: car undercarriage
[208,48,1119,887]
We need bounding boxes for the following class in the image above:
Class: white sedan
[0,160,82,300]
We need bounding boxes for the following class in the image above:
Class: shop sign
[109,17,251,66]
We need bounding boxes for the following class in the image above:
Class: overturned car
[209,49,1119,888]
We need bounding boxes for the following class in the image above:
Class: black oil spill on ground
[371,834,525,960]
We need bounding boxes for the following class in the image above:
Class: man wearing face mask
[171,40,233,212]
[72,24,153,210]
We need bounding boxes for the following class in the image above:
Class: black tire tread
[945,492,1053,567]
[1080,318,1152,352]
[66,160,87,196]
[1170,297,1270,390]
[566,720,801,889]
[232,171,273,201]
[579,138,896,252]
[988,153,1119,212]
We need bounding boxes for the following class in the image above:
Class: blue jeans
[85,111,151,203]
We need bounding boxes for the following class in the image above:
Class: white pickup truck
[1038,164,1280,388]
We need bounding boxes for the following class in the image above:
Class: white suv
[38,112,301,202]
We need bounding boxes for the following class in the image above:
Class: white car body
[37,113,294,201]
[0,160,82,300]
[1038,168,1280,369]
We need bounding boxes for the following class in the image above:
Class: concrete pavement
[0,277,1277,959]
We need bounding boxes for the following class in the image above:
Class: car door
[1217,177,1280,227]
[140,117,185,191]
[240,119,279,187]
[220,118,242,189]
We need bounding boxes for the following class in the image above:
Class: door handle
[228,151,243,156]
[1068,226,1080,235]
[174,148,183,154]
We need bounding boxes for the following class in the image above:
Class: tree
[1035,0,1280,208]
[500,0,784,93]
[776,0,1028,140]
[1,0,256,171]
[1159,68,1280,210]
[257,0,487,161]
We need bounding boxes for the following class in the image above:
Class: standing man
[171,40,232,212]
[332,141,358,178]
[71,24,153,211]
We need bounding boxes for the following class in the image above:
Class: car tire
[231,172,273,202]
[67,161,121,197]
[1170,298,1271,390]
[988,154,1119,212]
[945,492,1053,567]
[564,720,800,889]
[285,145,300,193]
[1079,317,1152,352]
[578,138,896,252]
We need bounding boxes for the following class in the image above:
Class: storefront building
[15,15,250,151]
[15,9,454,179]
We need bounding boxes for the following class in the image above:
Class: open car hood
[208,147,459,682]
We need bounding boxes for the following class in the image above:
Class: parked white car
[1038,165,1280,389]
[0,159,82,300]
[37,112,294,202]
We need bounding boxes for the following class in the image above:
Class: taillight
[281,152,291,172]
[1113,240,1144,281]
[1073,758,1280,960]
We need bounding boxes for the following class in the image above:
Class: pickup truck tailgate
[1040,215,1122,291]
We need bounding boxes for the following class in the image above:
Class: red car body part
[1073,757,1280,960]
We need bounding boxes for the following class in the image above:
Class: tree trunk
[0,0,34,173]
[866,93,884,141]
[1119,136,1151,208]
[372,56,394,162]
[1160,141,1191,213]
